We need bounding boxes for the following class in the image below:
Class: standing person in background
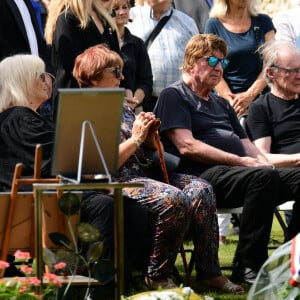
[0,0,51,69]
[273,1,300,49]
[205,0,275,117]
[127,0,199,112]
[44,0,133,117]
[112,0,153,112]
[173,0,213,34]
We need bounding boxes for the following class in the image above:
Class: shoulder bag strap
[145,9,173,50]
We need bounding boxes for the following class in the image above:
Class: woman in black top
[112,0,153,111]
[44,0,131,116]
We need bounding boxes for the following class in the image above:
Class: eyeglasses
[105,67,123,79]
[38,72,56,84]
[200,56,229,70]
[271,65,300,76]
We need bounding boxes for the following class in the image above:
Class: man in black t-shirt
[154,34,300,285]
[248,41,300,159]
[247,40,300,231]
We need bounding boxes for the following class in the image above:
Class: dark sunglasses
[200,56,229,70]
[38,72,56,84]
[105,67,123,79]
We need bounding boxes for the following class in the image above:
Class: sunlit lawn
[173,214,285,300]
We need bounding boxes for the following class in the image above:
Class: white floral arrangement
[124,287,204,300]
[135,287,193,300]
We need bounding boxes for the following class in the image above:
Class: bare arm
[166,128,272,167]
[241,138,270,164]
[232,31,275,114]
[133,88,145,106]
[253,136,300,167]
[124,88,145,110]
[217,30,275,116]
[215,77,235,104]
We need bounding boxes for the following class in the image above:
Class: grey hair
[0,55,45,112]
[258,40,300,84]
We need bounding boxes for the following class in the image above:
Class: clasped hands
[225,91,254,116]
[131,112,161,149]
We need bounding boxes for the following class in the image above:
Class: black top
[52,9,121,90]
[51,9,131,115]
[0,107,54,191]
[154,80,247,174]
[0,0,52,71]
[205,14,275,94]
[120,27,153,99]
[247,92,300,154]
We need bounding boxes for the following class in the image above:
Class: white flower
[135,290,184,300]
[182,287,193,296]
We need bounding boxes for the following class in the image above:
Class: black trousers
[80,192,151,278]
[200,166,300,271]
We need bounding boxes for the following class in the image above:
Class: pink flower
[0,260,9,268]
[20,265,33,275]
[26,277,41,286]
[54,262,66,270]
[14,250,31,260]
[19,285,28,293]
[43,273,62,287]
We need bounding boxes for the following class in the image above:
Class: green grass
[173,214,285,300]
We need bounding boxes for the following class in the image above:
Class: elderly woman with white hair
[0,54,55,190]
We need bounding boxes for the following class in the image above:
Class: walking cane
[154,130,192,287]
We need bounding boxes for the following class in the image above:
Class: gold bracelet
[131,138,140,149]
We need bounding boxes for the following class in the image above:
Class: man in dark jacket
[0,0,51,69]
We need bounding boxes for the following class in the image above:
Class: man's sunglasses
[200,56,229,70]
[105,67,123,79]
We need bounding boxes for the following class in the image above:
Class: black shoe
[231,267,258,285]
